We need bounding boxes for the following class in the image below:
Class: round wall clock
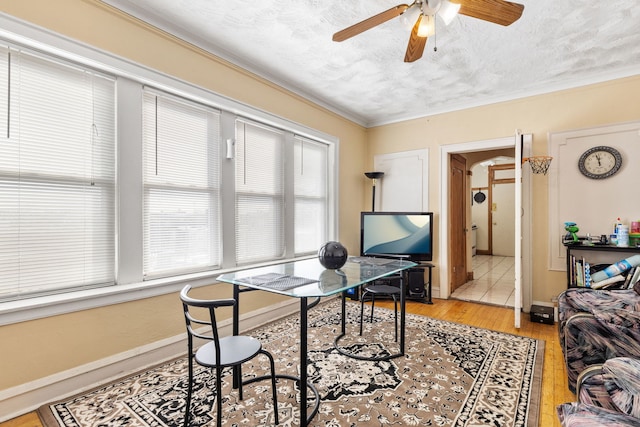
[578,145,622,179]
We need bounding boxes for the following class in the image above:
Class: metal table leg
[334,271,407,361]
[233,286,319,425]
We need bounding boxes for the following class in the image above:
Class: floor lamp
[364,171,384,212]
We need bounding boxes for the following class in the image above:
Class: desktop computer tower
[345,285,360,300]
[407,268,425,298]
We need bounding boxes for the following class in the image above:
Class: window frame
[0,15,339,326]
[141,89,223,278]
[0,46,117,300]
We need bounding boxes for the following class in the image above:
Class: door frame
[439,136,532,316]
[488,163,516,256]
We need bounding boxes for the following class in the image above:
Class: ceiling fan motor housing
[422,0,443,16]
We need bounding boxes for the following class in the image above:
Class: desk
[217,256,416,427]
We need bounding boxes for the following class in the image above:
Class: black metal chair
[359,283,400,342]
[180,285,279,427]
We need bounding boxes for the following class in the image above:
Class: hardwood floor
[3,298,574,427]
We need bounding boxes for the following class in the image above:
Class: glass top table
[217,256,416,298]
[217,256,416,427]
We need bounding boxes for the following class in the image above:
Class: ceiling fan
[332,0,524,63]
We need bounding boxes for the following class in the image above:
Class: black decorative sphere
[318,241,348,269]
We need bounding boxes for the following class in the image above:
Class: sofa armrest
[562,312,640,393]
[602,357,640,418]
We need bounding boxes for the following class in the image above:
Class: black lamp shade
[364,171,384,179]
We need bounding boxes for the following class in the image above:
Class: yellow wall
[1,0,639,397]
[0,0,367,391]
[366,76,640,304]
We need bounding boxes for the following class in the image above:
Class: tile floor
[450,255,516,307]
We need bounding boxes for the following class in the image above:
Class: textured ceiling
[101,0,640,127]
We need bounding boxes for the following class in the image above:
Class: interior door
[450,154,467,292]
[514,132,523,328]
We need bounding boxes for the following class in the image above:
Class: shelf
[566,244,640,289]
[565,244,640,253]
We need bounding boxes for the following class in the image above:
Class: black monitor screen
[360,212,433,262]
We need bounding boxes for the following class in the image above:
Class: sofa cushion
[557,402,640,427]
[592,308,640,330]
[603,357,640,418]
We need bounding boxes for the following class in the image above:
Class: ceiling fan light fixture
[417,14,435,37]
[438,0,461,25]
[399,3,422,29]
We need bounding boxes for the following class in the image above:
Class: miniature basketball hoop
[523,156,553,175]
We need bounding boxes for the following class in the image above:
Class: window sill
[0,255,317,327]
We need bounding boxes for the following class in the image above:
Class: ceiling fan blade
[333,4,410,42]
[452,0,524,26]
[404,15,428,63]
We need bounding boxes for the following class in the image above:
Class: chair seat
[363,284,400,296]
[196,335,262,367]
[180,285,279,427]
[360,283,400,341]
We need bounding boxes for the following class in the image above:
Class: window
[142,90,221,277]
[0,18,338,314]
[235,119,285,264]
[233,122,330,265]
[0,47,116,300]
[294,136,328,254]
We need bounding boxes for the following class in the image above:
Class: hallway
[450,255,515,307]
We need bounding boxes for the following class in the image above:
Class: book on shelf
[584,260,591,288]
[623,266,635,288]
[571,256,592,287]
[628,266,640,289]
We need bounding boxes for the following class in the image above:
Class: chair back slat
[180,285,236,360]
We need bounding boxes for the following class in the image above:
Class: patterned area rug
[39,299,543,426]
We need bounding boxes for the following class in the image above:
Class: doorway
[439,135,532,316]
[452,158,516,306]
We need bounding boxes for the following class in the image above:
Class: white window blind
[235,120,285,264]
[294,136,328,254]
[0,47,8,138]
[142,90,221,277]
[0,48,116,300]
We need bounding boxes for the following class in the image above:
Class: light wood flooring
[3,298,574,427]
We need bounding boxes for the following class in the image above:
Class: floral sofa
[557,285,640,393]
[557,357,640,426]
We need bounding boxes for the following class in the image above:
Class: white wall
[548,120,640,270]
[471,157,516,254]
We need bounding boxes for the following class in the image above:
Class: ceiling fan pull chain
[434,17,438,52]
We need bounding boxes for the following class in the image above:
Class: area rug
[38,299,543,426]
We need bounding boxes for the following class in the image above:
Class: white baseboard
[0,298,302,422]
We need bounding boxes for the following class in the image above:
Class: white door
[514,131,523,328]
